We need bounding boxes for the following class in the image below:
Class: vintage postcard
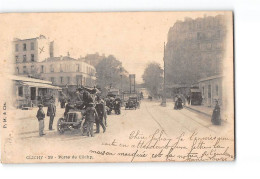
[0,11,234,163]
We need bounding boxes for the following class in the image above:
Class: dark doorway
[31,87,36,100]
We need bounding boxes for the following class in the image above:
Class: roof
[9,75,61,90]
[166,84,191,88]
[9,75,52,84]
[199,75,224,82]
[23,82,61,90]
[191,89,200,93]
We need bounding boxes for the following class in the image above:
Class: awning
[23,82,62,90]
[191,89,200,93]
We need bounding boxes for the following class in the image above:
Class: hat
[38,104,43,107]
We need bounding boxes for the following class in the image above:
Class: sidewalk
[184,104,213,117]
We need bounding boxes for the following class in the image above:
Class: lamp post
[161,42,166,107]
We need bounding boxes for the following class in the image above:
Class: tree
[95,55,129,92]
[142,62,163,97]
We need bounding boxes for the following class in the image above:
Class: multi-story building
[164,14,229,106]
[165,15,227,85]
[38,56,96,90]
[14,35,54,76]
[13,35,96,91]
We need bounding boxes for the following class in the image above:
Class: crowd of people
[36,87,122,137]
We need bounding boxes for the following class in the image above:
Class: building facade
[10,75,61,108]
[165,15,227,85]
[198,75,223,107]
[13,35,96,91]
[14,35,54,76]
[39,56,96,89]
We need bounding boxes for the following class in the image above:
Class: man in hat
[36,104,45,136]
[84,102,98,137]
[95,96,106,133]
[82,88,93,108]
[47,98,56,130]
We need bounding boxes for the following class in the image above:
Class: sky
[0,11,223,83]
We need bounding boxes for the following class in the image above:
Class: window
[31,65,34,72]
[50,77,55,84]
[60,77,63,84]
[197,32,201,40]
[18,86,23,97]
[23,55,27,62]
[41,65,44,73]
[50,64,54,72]
[207,43,212,50]
[197,43,201,49]
[216,30,221,38]
[23,43,27,51]
[60,64,63,72]
[15,55,19,62]
[208,85,211,98]
[23,66,27,74]
[76,64,80,72]
[67,77,70,84]
[16,67,19,74]
[30,42,34,50]
[216,85,219,96]
[202,86,205,95]
[15,44,19,52]
[31,54,34,62]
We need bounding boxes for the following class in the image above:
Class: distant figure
[95,97,106,133]
[84,103,98,137]
[174,95,178,109]
[82,89,93,108]
[174,96,183,110]
[75,88,83,102]
[36,104,45,137]
[211,100,221,125]
[47,99,56,130]
[64,99,74,117]
[187,95,191,105]
[177,97,183,109]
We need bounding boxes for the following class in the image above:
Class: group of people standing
[36,87,110,137]
[36,98,56,137]
[174,95,184,110]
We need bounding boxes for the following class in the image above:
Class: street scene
[1,11,234,163]
[16,99,231,142]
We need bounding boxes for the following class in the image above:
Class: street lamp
[161,42,166,107]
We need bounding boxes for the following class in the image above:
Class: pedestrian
[177,97,183,110]
[82,88,93,108]
[174,95,178,110]
[84,103,98,137]
[47,98,56,130]
[211,100,221,125]
[187,95,191,105]
[36,104,45,137]
[64,99,74,117]
[95,96,106,133]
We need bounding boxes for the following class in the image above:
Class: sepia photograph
[0,11,234,163]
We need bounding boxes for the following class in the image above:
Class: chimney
[50,41,54,57]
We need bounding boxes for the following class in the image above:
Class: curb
[184,105,211,118]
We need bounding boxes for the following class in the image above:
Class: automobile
[125,97,139,110]
[57,110,86,134]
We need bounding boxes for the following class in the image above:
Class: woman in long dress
[211,100,221,125]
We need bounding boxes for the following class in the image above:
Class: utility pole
[161,42,166,107]
[133,74,136,93]
[129,75,132,93]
